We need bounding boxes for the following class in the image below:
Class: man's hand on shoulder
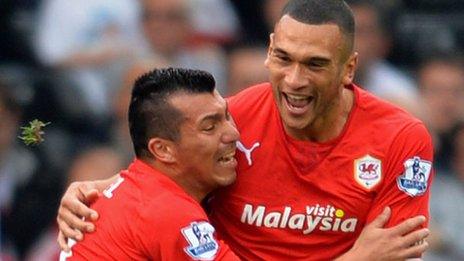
[336,207,429,261]
[57,177,114,251]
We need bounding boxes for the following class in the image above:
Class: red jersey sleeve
[140,208,239,260]
[366,122,434,227]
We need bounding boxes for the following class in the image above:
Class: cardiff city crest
[354,155,382,190]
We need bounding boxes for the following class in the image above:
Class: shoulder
[227,82,274,124]
[138,190,208,230]
[227,82,272,108]
[354,85,426,133]
[348,86,433,162]
[136,194,216,258]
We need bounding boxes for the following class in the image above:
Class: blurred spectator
[133,0,228,94]
[189,0,239,44]
[392,0,464,68]
[263,0,288,30]
[0,82,27,217]
[24,147,123,261]
[0,0,41,64]
[0,0,462,259]
[227,1,269,44]
[0,78,54,259]
[66,147,125,184]
[226,44,268,96]
[20,59,137,259]
[417,53,464,171]
[347,0,420,115]
[454,124,464,182]
[426,122,464,260]
[0,79,24,260]
[34,0,143,134]
[419,52,464,259]
[0,66,79,259]
[110,74,139,163]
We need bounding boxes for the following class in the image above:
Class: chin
[284,117,312,130]
[217,171,237,187]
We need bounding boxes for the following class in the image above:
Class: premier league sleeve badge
[397,156,432,197]
[181,221,219,260]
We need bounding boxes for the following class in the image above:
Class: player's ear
[342,52,358,86]
[264,33,275,68]
[147,138,176,163]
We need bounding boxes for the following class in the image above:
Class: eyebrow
[273,47,331,65]
[200,113,222,124]
[199,99,229,124]
[303,57,331,66]
[273,48,289,57]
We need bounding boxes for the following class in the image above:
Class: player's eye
[203,124,216,132]
[275,55,291,62]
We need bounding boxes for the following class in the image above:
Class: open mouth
[218,151,237,167]
[283,92,314,115]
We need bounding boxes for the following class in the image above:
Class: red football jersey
[209,83,434,260]
[63,160,238,261]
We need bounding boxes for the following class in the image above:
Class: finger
[401,228,430,247]
[390,215,426,236]
[75,229,84,241]
[368,206,391,228]
[399,240,429,259]
[57,231,70,252]
[57,216,82,240]
[65,195,98,223]
[81,189,100,221]
[58,207,94,233]
[83,189,100,205]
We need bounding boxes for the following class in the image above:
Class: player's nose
[284,63,309,89]
[222,119,240,144]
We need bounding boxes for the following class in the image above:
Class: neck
[171,175,208,203]
[149,159,207,203]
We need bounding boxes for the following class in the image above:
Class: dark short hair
[129,67,216,158]
[281,0,355,56]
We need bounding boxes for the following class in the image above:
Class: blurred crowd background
[0,0,463,260]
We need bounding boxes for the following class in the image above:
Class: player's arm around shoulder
[57,174,121,250]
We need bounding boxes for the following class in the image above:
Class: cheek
[269,69,287,90]
[314,73,337,95]
[314,81,341,109]
[190,139,218,159]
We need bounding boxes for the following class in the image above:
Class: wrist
[335,245,368,261]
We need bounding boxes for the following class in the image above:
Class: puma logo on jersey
[236,141,260,166]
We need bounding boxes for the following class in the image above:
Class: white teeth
[286,94,309,101]
[219,152,235,162]
[220,157,232,163]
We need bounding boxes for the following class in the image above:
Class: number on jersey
[103,176,125,198]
